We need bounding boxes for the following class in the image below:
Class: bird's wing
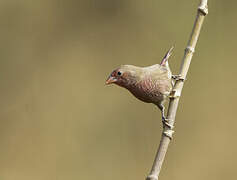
[149,67,173,95]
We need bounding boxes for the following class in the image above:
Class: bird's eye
[117,71,122,76]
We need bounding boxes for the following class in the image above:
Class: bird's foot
[162,116,174,139]
[162,116,174,129]
[172,74,186,81]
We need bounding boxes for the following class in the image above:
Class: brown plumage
[106,47,174,120]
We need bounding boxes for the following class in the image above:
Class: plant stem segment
[146,1,208,180]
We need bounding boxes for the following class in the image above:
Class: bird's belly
[128,88,164,104]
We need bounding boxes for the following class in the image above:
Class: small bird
[106,47,174,121]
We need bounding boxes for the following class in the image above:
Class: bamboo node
[146,174,158,180]
[198,4,208,15]
[185,46,195,53]
[163,129,174,139]
[169,89,181,99]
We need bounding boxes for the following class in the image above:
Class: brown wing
[149,65,173,95]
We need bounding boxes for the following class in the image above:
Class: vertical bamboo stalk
[146,1,208,180]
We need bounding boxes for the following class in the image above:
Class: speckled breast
[127,77,165,104]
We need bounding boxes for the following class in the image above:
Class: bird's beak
[105,76,117,85]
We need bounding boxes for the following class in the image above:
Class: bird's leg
[172,74,186,81]
[161,105,166,122]
[157,103,173,129]
[157,103,165,120]
[157,104,174,139]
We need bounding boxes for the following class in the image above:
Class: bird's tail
[160,46,174,67]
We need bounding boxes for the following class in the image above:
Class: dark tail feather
[160,46,174,66]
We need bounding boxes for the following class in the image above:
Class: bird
[105,47,175,122]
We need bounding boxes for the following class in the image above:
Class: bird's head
[105,65,141,88]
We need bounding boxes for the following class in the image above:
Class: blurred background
[0,0,236,180]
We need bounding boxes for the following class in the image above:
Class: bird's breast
[127,77,164,104]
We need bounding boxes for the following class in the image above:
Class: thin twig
[146,1,208,180]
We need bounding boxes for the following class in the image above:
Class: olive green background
[0,0,236,180]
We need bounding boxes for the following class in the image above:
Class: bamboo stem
[146,1,208,180]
